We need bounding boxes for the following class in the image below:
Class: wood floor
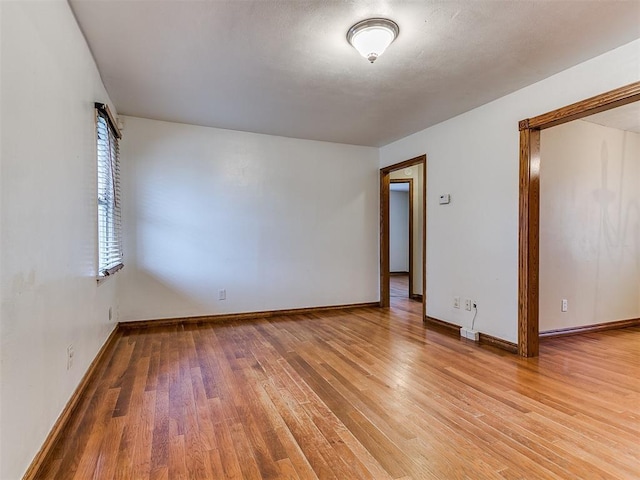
[389,274,410,299]
[37,283,640,479]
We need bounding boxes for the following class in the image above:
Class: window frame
[95,102,123,279]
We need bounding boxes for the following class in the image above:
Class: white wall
[380,39,640,342]
[118,116,379,321]
[390,165,424,296]
[389,190,410,272]
[539,120,640,331]
[0,2,119,479]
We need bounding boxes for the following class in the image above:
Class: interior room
[539,103,640,335]
[389,163,425,304]
[1,1,639,479]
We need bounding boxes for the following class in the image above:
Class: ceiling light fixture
[347,18,399,64]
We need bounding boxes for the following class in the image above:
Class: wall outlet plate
[465,299,472,311]
[453,296,460,309]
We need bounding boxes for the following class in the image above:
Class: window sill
[96,263,124,284]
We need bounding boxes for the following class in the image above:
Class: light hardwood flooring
[389,274,410,299]
[36,287,639,479]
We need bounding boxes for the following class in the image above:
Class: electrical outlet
[453,296,460,309]
[108,307,113,322]
[561,299,568,312]
[465,299,472,311]
[219,289,226,301]
[67,345,74,370]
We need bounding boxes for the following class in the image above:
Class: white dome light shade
[347,18,399,63]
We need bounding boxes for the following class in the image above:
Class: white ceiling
[69,0,640,147]
[582,101,640,133]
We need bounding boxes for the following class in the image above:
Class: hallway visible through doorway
[390,274,422,315]
[390,274,409,299]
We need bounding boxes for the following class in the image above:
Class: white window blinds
[96,103,123,276]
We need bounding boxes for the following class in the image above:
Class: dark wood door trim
[380,170,390,307]
[517,81,640,357]
[390,179,414,298]
[380,155,427,321]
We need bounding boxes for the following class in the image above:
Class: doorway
[518,81,640,357]
[380,155,427,320]
[389,179,413,301]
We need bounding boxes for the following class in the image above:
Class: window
[96,103,123,277]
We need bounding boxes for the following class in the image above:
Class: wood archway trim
[380,155,427,321]
[518,81,640,357]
